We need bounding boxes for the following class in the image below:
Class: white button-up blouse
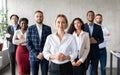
[12,30,26,46]
[43,32,77,64]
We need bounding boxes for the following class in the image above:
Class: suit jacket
[77,31,90,63]
[84,23,104,59]
[26,24,52,61]
[6,25,20,53]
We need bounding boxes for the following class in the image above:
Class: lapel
[10,26,14,33]
[86,24,91,37]
[92,24,96,37]
[16,24,20,30]
[41,25,45,41]
[32,25,40,42]
[10,24,20,33]
[79,34,83,51]
[33,24,45,45]
[79,32,85,50]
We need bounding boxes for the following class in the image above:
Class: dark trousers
[85,57,99,75]
[8,51,16,75]
[49,61,73,75]
[30,59,49,75]
[73,62,86,75]
[89,48,106,75]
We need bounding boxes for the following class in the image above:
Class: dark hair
[10,14,19,20]
[55,14,68,29]
[19,18,28,30]
[96,14,102,17]
[67,17,85,34]
[87,10,95,16]
[34,10,43,15]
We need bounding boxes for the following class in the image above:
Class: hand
[19,40,25,45]
[58,53,69,61]
[19,35,25,45]
[20,39,25,44]
[5,33,11,38]
[76,60,82,66]
[50,53,70,61]
[72,61,77,66]
[37,53,43,60]
[57,53,64,61]
[90,37,97,44]
[105,33,110,36]
[20,35,25,41]
[55,53,66,61]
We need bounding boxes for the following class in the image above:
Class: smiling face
[55,15,68,31]
[20,20,28,30]
[11,16,19,25]
[87,11,95,22]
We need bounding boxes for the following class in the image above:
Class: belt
[99,47,106,51]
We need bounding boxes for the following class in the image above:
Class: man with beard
[26,10,52,75]
[95,14,111,75]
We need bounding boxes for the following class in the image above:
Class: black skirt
[73,57,86,75]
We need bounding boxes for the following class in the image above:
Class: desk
[110,50,120,75]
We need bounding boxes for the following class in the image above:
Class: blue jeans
[30,59,49,75]
[99,48,107,75]
[89,48,107,75]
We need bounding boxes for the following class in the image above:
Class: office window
[0,0,8,51]
[0,0,8,40]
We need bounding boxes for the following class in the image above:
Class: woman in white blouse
[67,17,90,75]
[13,18,30,75]
[43,14,77,75]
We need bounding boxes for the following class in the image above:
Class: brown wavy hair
[67,17,85,34]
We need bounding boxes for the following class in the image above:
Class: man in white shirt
[95,14,111,75]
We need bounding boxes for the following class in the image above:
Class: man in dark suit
[26,10,52,75]
[84,11,104,75]
[6,14,20,75]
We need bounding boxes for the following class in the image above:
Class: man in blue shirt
[84,11,104,75]
[6,14,20,75]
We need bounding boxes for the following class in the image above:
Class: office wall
[7,0,120,53]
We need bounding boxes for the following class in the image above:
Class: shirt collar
[12,24,18,27]
[97,23,103,27]
[87,23,94,27]
[54,31,67,37]
[73,30,84,37]
[97,23,101,26]
[36,23,42,29]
